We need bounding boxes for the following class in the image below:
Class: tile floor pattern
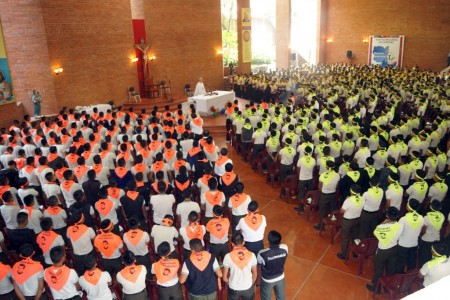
[203,114,392,300]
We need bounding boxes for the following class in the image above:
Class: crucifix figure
[135,38,150,82]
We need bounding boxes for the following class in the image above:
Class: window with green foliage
[221,0,238,67]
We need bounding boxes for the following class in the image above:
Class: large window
[250,0,276,71]
[221,0,238,67]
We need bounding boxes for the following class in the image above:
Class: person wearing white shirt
[150,215,179,255]
[296,146,315,212]
[359,178,383,239]
[116,251,148,298]
[419,243,450,287]
[222,232,257,300]
[396,199,424,273]
[337,185,364,260]
[78,254,113,300]
[20,195,43,234]
[236,201,267,256]
[150,182,176,225]
[418,200,445,268]
[151,242,183,299]
[194,77,207,96]
[177,190,201,228]
[200,179,225,222]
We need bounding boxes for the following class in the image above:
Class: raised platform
[122,94,188,111]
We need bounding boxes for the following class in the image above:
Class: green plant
[251,54,272,65]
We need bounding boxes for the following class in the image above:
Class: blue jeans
[34,103,41,116]
[260,278,286,300]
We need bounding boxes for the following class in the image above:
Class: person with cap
[66,212,96,276]
[236,200,267,256]
[359,177,384,239]
[179,211,206,259]
[116,251,148,300]
[418,200,445,267]
[419,243,450,287]
[314,160,340,231]
[200,178,224,225]
[257,230,288,300]
[123,217,151,278]
[151,215,179,259]
[295,145,316,212]
[36,218,65,267]
[228,182,252,234]
[426,171,448,204]
[396,199,424,273]
[151,242,183,300]
[11,244,45,300]
[405,169,429,205]
[337,184,365,260]
[44,246,81,300]
[78,253,113,300]
[339,161,361,205]
[367,207,403,292]
[93,219,124,277]
[206,205,231,262]
[222,232,257,300]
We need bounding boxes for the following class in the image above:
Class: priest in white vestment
[194,77,207,96]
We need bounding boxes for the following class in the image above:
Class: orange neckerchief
[244,212,263,231]
[61,180,75,192]
[206,217,230,240]
[119,264,142,283]
[154,259,179,283]
[222,172,237,186]
[215,155,229,167]
[95,199,114,217]
[126,191,139,201]
[66,153,79,165]
[200,174,213,186]
[231,193,247,208]
[74,165,89,180]
[203,143,216,154]
[67,224,89,242]
[190,251,211,271]
[47,153,59,163]
[192,118,203,127]
[152,161,165,173]
[92,164,103,175]
[125,229,144,247]
[55,167,68,181]
[44,265,71,291]
[133,163,147,174]
[83,268,102,285]
[185,223,205,241]
[107,187,121,200]
[114,167,129,179]
[205,190,223,206]
[36,231,59,254]
[173,159,186,172]
[46,206,62,216]
[188,147,201,157]
[175,179,190,191]
[12,258,43,284]
[94,232,122,258]
[0,262,11,282]
[229,246,253,270]
[23,165,35,174]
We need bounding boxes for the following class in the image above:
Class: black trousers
[73,250,95,276]
[318,192,336,224]
[103,257,123,277]
[340,218,360,256]
[210,243,230,262]
[232,214,245,235]
[158,282,183,300]
[135,253,152,279]
[252,144,265,161]
[279,163,293,184]
[418,239,435,268]
[228,285,255,300]
[245,240,264,257]
[359,210,379,239]
[396,245,418,273]
[372,246,398,286]
[298,179,313,206]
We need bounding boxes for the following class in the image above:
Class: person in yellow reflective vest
[367,207,403,293]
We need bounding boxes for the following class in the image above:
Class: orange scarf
[44,265,71,291]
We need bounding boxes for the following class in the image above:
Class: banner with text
[241,8,252,63]
[0,22,14,104]
[368,35,404,68]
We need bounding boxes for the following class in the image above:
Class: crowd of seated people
[0,102,288,300]
[225,63,450,293]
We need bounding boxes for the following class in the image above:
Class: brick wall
[0,0,58,118]
[144,0,224,95]
[321,0,450,71]
[41,0,138,109]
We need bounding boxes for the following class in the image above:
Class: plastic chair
[320,210,342,244]
[279,174,299,202]
[128,87,141,103]
[345,237,378,275]
[302,190,320,220]
[374,270,419,300]
[266,161,280,187]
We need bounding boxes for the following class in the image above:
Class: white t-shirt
[341,196,365,219]
[79,270,112,300]
[420,258,450,287]
[20,208,43,234]
[123,230,150,256]
[12,265,44,297]
[45,268,79,300]
[67,226,95,256]
[150,225,179,252]
[398,213,424,248]
[43,208,67,230]
[422,214,443,242]
[0,269,13,295]
[200,191,225,218]
[297,156,316,181]
[116,266,147,295]
[223,251,257,291]
[176,202,201,228]
[228,195,251,216]
[150,194,176,225]
[362,188,383,212]
[236,216,267,242]
[0,205,20,229]
[386,185,404,209]
[18,188,40,209]
[179,225,206,250]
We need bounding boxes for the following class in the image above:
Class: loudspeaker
[347,50,353,59]
[291,53,296,60]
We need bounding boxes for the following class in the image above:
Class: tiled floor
[204,114,391,300]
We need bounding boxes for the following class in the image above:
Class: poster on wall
[241,8,252,63]
[0,22,14,104]
[368,35,404,68]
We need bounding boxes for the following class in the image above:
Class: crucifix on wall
[135,38,150,82]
